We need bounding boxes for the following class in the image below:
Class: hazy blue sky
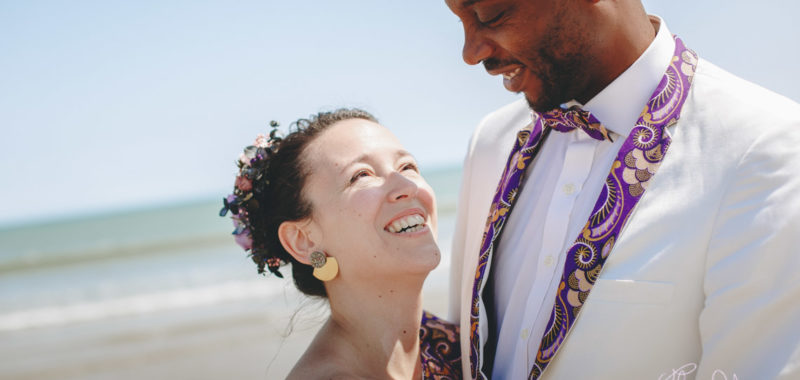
[1,0,798,227]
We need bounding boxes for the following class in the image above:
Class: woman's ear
[277,219,318,265]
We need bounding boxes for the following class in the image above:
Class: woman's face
[301,119,440,281]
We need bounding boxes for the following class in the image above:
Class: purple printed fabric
[467,36,699,380]
[420,311,462,380]
[543,106,611,142]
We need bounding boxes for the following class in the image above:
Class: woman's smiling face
[300,118,440,281]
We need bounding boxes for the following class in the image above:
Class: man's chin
[524,93,562,113]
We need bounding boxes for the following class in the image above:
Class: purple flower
[234,229,253,251]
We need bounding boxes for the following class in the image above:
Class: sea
[0,165,461,379]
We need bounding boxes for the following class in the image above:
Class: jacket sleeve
[448,128,479,322]
[697,120,800,379]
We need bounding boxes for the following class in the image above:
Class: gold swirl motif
[517,129,530,146]
[588,178,618,231]
[573,240,597,269]
[540,283,568,353]
[585,163,624,241]
[520,144,538,155]
[644,64,682,125]
[633,126,657,149]
[652,63,678,108]
[645,144,664,161]
[507,188,519,203]
[529,366,542,380]
[586,264,602,283]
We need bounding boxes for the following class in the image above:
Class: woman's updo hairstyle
[221,108,378,298]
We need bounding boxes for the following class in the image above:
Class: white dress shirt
[488,16,675,380]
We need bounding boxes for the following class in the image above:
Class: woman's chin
[408,244,443,277]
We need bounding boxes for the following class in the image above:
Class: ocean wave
[0,280,281,332]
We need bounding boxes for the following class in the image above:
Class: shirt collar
[568,15,675,137]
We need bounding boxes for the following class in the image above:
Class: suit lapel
[468,120,549,380]
[528,36,698,379]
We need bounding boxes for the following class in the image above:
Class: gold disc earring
[310,251,338,281]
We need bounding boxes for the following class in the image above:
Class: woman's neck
[326,274,426,379]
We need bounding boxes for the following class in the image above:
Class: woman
[220,109,461,379]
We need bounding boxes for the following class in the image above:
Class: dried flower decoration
[219,121,285,277]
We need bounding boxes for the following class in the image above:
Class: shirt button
[562,183,576,195]
[544,255,555,266]
[521,329,529,340]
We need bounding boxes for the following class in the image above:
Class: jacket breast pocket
[588,279,675,305]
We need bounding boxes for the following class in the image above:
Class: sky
[1,0,798,227]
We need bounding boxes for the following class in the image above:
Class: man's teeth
[386,214,425,233]
[503,67,521,80]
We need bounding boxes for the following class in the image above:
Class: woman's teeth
[503,67,521,80]
[386,214,425,233]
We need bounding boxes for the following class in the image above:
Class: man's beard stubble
[515,6,593,113]
[482,38,589,113]
[524,46,588,112]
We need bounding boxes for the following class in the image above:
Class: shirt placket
[523,135,598,370]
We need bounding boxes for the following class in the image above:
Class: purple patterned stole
[467,36,698,380]
[420,311,462,380]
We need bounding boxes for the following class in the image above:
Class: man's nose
[462,28,493,65]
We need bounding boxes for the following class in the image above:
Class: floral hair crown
[219,121,285,277]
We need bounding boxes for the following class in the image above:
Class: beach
[1,276,450,379]
[0,167,459,379]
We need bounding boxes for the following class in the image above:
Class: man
[446,0,800,379]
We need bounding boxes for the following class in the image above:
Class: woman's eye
[402,163,419,172]
[350,170,370,184]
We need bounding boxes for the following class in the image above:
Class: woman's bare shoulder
[286,364,351,380]
[286,326,359,380]
[286,346,359,380]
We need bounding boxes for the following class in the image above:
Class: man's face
[446,0,595,111]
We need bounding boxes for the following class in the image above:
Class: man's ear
[277,219,318,265]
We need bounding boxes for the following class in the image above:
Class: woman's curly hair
[221,108,377,298]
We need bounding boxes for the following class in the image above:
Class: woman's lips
[384,208,428,234]
[385,213,425,234]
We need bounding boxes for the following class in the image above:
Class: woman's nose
[387,172,419,202]
[462,27,493,65]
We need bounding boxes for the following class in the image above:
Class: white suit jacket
[449,58,800,379]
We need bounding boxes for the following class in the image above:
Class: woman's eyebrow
[339,153,370,175]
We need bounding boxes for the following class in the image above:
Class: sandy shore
[0,203,456,379]
[0,269,450,380]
